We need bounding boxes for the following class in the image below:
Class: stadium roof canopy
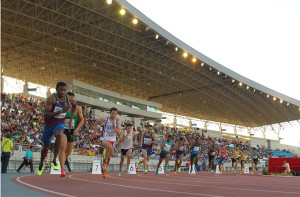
[2,0,300,127]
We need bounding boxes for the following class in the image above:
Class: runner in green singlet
[64,92,84,159]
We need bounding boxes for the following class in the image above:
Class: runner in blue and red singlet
[37,82,77,177]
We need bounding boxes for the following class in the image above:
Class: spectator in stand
[1,133,14,173]
[16,146,34,173]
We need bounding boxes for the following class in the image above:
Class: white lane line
[126,174,300,195]
[162,173,300,185]
[69,174,223,197]
[159,174,300,188]
[16,175,76,197]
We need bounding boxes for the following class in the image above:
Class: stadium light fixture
[280,99,283,103]
[165,40,170,45]
[232,79,235,83]
[120,9,126,15]
[192,57,197,63]
[246,86,249,89]
[267,95,269,98]
[239,82,242,86]
[183,52,188,57]
[217,71,220,75]
[132,18,138,24]
[145,27,150,31]
[201,62,204,66]
[253,89,256,92]
[155,34,159,39]
[175,47,178,51]
[209,67,212,71]
[107,0,112,4]
[287,103,290,106]
[273,97,277,101]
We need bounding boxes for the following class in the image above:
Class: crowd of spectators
[1,93,296,167]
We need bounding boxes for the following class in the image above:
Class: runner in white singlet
[118,122,138,176]
[93,107,121,178]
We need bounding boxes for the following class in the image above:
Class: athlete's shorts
[209,155,215,161]
[190,153,198,161]
[121,149,131,156]
[176,151,184,159]
[218,158,226,164]
[253,159,258,165]
[142,146,153,156]
[159,150,169,159]
[241,160,246,165]
[232,158,238,163]
[42,123,65,145]
[101,138,116,148]
[64,129,78,142]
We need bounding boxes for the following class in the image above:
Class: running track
[13,172,300,197]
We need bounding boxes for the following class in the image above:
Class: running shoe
[138,159,143,167]
[37,165,44,176]
[102,163,107,178]
[234,171,237,174]
[174,171,177,176]
[156,170,158,176]
[144,170,148,174]
[51,162,59,170]
[60,170,66,177]
[240,171,242,175]
[118,170,122,176]
[251,172,254,175]
[211,169,213,173]
[164,167,168,172]
[190,168,193,173]
[178,168,181,172]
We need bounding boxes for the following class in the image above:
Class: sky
[126,0,300,146]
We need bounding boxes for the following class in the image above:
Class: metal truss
[1,0,300,127]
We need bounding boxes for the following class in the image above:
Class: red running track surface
[13,171,300,197]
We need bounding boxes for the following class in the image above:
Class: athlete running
[251,147,260,175]
[93,107,121,178]
[37,82,77,177]
[218,145,229,174]
[64,92,84,162]
[156,134,173,175]
[139,125,158,174]
[208,144,216,172]
[240,149,249,174]
[232,146,241,174]
[174,136,188,175]
[190,137,201,173]
[118,122,138,176]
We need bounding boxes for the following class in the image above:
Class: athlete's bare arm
[133,132,138,146]
[93,117,106,132]
[74,106,84,136]
[139,131,144,147]
[161,139,167,150]
[119,131,125,143]
[113,118,121,136]
[151,133,158,145]
[68,96,77,130]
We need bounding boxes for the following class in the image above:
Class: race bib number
[211,151,216,156]
[65,119,74,129]
[193,146,200,152]
[107,131,115,137]
[144,138,152,145]
[164,144,171,151]
[54,106,66,119]
[179,146,184,151]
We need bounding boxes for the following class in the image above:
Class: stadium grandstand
[1,0,300,196]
